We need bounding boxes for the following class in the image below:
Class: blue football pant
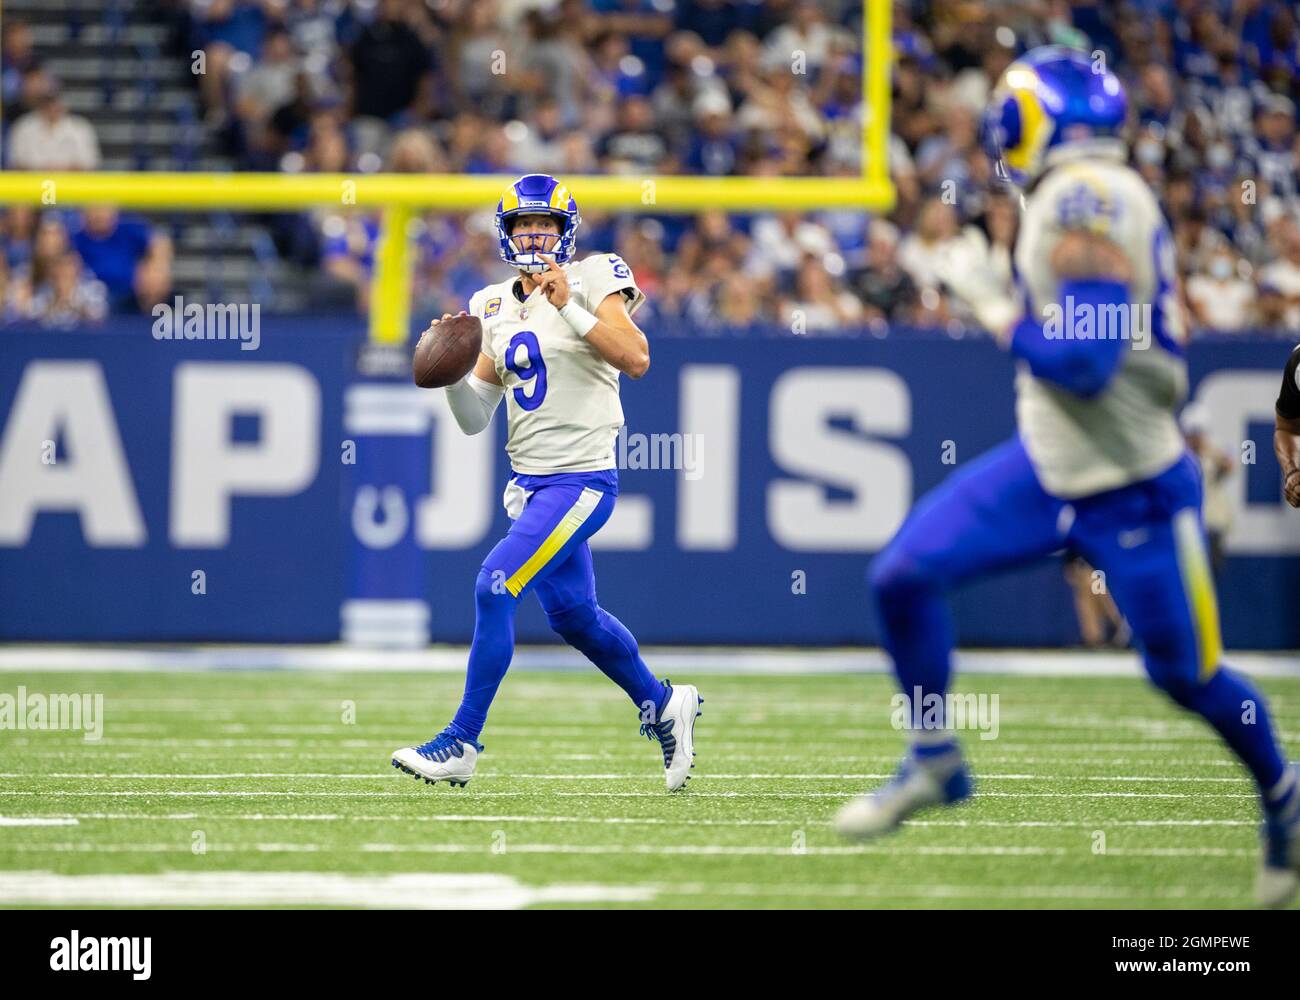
[448,475,665,742]
[869,436,1287,798]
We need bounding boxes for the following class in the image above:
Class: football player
[1275,343,1300,509]
[835,48,1300,907]
[391,173,702,791]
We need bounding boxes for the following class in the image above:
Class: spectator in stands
[599,95,672,172]
[70,207,173,315]
[6,71,101,171]
[711,272,765,330]
[344,0,437,133]
[897,198,977,293]
[130,254,177,315]
[1259,213,1300,332]
[684,89,739,175]
[1243,94,1299,202]
[748,211,835,280]
[1186,242,1259,333]
[29,252,108,329]
[191,0,274,126]
[16,215,73,294]
[780,253,863,333]
[1,205,38,271]
[231,24,302,167]
[850,221,916,325]
[513,100,570,175]
[0,256,33,324]
[1,20,38,112]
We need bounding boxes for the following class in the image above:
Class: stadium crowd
[2,0,1299,335]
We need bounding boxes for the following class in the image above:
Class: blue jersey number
[505,330,548,411]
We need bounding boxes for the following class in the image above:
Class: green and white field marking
[0,667,1297,909]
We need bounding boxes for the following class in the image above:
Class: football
[412,313,482,388]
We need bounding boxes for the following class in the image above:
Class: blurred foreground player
[1276,344,1300,508]
[392,174,701,791]
[836,48,1300,907]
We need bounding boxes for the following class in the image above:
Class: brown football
[413,313,483,388]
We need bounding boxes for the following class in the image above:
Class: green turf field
[1,668,1296,908]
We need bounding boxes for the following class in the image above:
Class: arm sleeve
[1277,346,1300,422]
[445,372,505,435]
[1009,278,1129,399]
[579,254,645,318]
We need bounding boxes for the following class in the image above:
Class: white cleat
[1256,865,1298,909]
[641,682,702,792]
[835,753,972,840]
[390,729,482,788]
[1256,766,1300,908]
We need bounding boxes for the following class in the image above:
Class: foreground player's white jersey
[469,253,644,475]
[1015,148,1189,499]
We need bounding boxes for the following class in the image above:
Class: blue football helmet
[494,173,581,274]
[980,46,1127,187]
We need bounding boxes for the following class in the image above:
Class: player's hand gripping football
[428,310,469,328]
[535,255,571,309]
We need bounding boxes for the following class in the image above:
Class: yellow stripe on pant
[1173,508,1223,681]
[504,488,603,597]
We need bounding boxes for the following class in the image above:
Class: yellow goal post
[0,0,892,343]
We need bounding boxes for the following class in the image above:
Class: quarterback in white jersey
[837,47,1300,908]
[467,250,645,475]
[391,173,701,793]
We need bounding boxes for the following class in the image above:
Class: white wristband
[558,299,599,338]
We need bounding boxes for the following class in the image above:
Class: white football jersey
[468,253,644,475]
[1015,149,1189,499]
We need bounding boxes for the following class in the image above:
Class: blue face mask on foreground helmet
[494,173,582,274]
[980,45,1128,188]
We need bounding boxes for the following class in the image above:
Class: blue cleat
[391,729,484,788]
[835,751,972,839]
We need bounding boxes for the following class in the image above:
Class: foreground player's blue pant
[448,469,667,743]
[869,437,1289,807]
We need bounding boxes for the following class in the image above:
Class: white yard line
[646,881,1246,902]
[0,771,1258,782]
[0,871,1243,907]
[0,816,79,826]
[0,813,1261,828]
[0,871,652,909]
[5,842,1253,858]
[0,789,1260,798]
[0,644,1295,678]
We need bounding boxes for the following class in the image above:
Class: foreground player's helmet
[494,173,581,273]
[980,45,1127,187]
